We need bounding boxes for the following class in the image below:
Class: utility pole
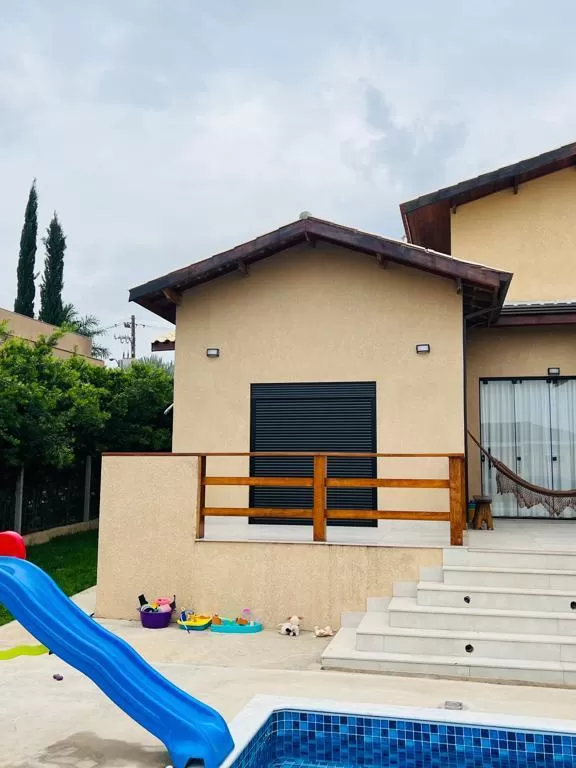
[114,314,142,362]
[122,315,136,358]
[130,314,136,359]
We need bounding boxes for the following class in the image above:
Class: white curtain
[514,380,552,518]
[480,380,517,516]
[550,380,576,514]
[480,378,576,518]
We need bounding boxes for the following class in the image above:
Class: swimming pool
[225,697,576,767]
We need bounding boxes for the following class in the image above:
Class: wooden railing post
[196,455,207,539]
[313,454,327,542]
[449,456,464,546]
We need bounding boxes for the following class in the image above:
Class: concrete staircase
[322,546,576,686]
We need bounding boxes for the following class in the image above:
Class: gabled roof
[400,141,576,253]
[130,216,511,324]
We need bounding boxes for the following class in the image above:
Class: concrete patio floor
[4,587,576,767]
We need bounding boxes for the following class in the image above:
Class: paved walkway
[3,588,576,767]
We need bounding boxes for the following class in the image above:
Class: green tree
[61,303,110,360]
[39,213,66,325]
[0,332,108,469]
[14,180,38,318]
[0,339,173,470]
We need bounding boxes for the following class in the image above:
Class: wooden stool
[473,496,494,530]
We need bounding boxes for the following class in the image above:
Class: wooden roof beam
[162,288,182,306]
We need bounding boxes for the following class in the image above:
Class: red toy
[0,531,27,559]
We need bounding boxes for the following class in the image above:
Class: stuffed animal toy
[278,615,302,636]
[314,626,334,638]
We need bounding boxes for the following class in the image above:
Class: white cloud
[0,1,576,356]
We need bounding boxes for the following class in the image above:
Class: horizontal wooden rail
[204,476,314,487]
[195,451,466,545]
[325,478,449,489]
[327,510,451,521]
[203,507,313,518]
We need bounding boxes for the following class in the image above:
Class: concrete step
[355,611,576,662]
[321,628,576,686]
[443,547,576,571]
[443,565,576,590]
[388,596,576,636]
[417,582,576,613]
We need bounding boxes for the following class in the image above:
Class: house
[96,142,576,685]
[0,307,102,365]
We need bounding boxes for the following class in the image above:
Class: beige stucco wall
[0,307,98,362]
[451,167,576,302]
[96,455,442,625]
[466,326,576,495]
[96,455,199,620]
[171,242,464,516]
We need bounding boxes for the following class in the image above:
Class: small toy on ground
[314,625,335,638]
[278,615,302,636]
[53,673,63,681]
[177,610,212,632]
[210,613,263,634]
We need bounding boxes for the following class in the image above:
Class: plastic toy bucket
[139,610,172,629]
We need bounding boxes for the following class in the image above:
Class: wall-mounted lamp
[548,367,560,376]
[416,344,431,354]
[206,348,220,358]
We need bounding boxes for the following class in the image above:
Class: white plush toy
[278,615,302,636]
[314,625,334,638]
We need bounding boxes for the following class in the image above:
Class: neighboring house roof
[130,216,511,325]
[400,141,576,253]
[151,330,175,352]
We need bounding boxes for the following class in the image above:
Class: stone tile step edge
[356,612,576,645]
[417,582,576,597]
[322,629,576,672]
[445,547,576,557]
[443,566,576,576]
[389,596,576,620]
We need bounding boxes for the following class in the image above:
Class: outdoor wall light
[416,344,431,354]
[206,348,220,358]
[548,367,560,376]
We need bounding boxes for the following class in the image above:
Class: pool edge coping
[222,695,576,767]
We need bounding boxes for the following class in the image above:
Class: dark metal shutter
[250,382,377,526]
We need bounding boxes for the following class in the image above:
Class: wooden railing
[196,452,466,545]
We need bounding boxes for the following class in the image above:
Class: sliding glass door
[480,378,576,517]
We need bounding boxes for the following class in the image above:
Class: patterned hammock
[468,433,576,518]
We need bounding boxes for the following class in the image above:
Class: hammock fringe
[468,432,576,518]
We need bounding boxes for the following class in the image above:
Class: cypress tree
[14,180,38,317]
[39,213,66,326]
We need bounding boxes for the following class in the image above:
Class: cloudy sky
[1,1,575,358]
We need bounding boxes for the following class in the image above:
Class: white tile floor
[204,516,576,551]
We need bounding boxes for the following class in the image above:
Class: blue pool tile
[230,708,576,768]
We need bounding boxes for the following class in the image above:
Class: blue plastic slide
[0,557,234,768]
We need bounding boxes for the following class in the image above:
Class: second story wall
[451,167,576,302]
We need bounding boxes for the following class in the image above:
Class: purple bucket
[139,609,173,629]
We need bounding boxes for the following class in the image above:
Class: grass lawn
[0,529,98,626]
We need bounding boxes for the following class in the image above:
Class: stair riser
[444,549,576,570]
[356,632,576,662]
[418,589,576,613]
[443,571,576,590]
[322,656,569,685]
[389,609,576,636]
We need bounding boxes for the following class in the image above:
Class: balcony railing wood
[195,452,466,545]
